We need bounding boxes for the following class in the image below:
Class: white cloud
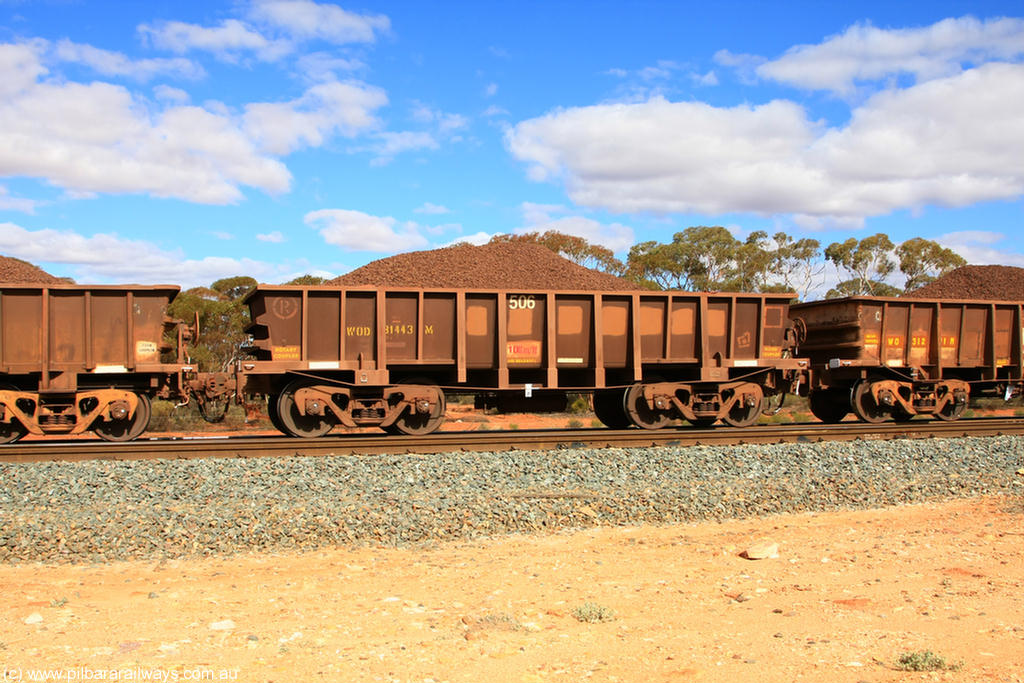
[936,230,1024,267]
[54,39,204,81]
[0,222,287,287]
[411,102,468,134]
[243,80,387,155]
[606,60,719,100]
[305,208,430,252]
[483,104,509,118]
[756,16,1024,95]
[692,70,718,86]
[414,202,451,215]
[249,0,390,44]
[439,231,492,247]
[0,42,292,203]
[484,82,498,97]
[518,203,634,253]
[0,39,48,96]
[507,63,1024,223]
[275,267,338,283]
[296,51,365,81]
[0,42,393,204]
[138,19,287,61]
[153,84,190,103]
[713,49,765,84]
[256,230,286,242]
[0,185,39,213]
[367,131,439,164]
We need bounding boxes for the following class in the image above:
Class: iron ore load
[792,296,1024,423]
[241,285,809,436]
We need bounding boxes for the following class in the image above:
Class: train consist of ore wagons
[793,296,1024,423]
[242,286,809,435]
[0,284,195,443]
[2,280,1023,444]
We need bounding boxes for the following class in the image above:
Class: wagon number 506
[508,295,536,310]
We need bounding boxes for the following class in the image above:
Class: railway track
[3,416,1024,464]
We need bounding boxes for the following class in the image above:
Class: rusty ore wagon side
[241,286,808,436]
[0,284,193,443]
[791,296,1024,423]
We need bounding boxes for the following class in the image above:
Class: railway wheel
[388,383,446,435]
[592,390,631,429]
[624,383,670,430]
[808,389,849,423]
[723,398,763,427]
[850,381,890,424]
[0,385,29,444]
[722,386,764,427]
[0,418,27,444]
[94,393,151,442]
[935,397,967,421]
[265,394,289,435]
[277,380,334,438]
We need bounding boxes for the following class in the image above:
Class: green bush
[571,602,616,623]
[895,650,961,672]
[568,394,591,414]
[148,400,258,433]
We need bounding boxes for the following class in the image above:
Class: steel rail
[2,417,1023,464]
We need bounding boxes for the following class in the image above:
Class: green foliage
[897,237,967,292]
[211,275,257,301]
[624,226,825,297]
[571,602,617,623]
[826,278,902,299]
[895,650,961,672]
[566,418,583,429]
[626,226,742,290]
[169,277,255,371]
[148,400,257,432]
[284,274,327,285]
[824,233,896,296]
[489,231,625,274]
[768,232,823,300]
[568,394,590,414]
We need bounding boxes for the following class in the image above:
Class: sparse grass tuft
[895,650,962,672]
[572,602,616,623]
[566,418,583,429]
[480,612,521,631]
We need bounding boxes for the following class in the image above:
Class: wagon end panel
[0,288,43,372]
[554,294,592,376]
[465,294,496,369]
[422,293,456,363]
[247,289,304,362]
[600,296,631,369]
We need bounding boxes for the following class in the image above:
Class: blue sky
[1,0,1023,291]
